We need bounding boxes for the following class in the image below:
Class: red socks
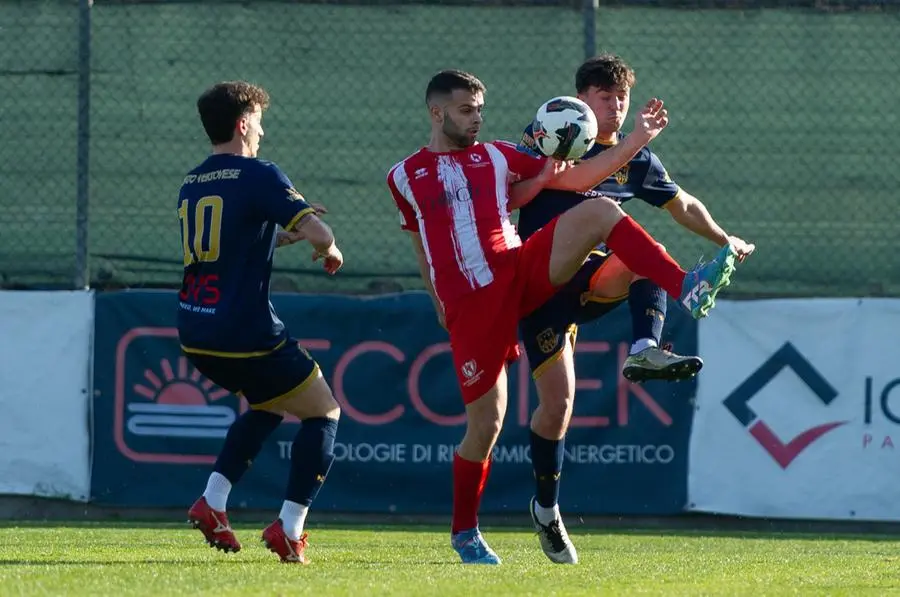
[605,216,686,298]
[451,453,492,534]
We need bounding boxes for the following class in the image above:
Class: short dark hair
[575,54,636,94]
[197,81,270,144]
[425,69,486,104]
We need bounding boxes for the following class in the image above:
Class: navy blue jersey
[516,125,681,240]
[176,154,314,356]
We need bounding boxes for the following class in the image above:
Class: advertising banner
[689,299,900,521]
[92,290,697,514]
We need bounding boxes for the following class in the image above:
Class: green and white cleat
[679,243,738,319]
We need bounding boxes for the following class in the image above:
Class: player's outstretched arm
[407,231,446,330]
[665,191,755,262]
[548,98,668,192]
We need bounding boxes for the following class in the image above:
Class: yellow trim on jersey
[285,207,316,232]
[660,187,684,209]
[532,324,578,380]
[181,338,288,359]
[595,136,618,146]
[250,362,321,411]
[584,292,630,304]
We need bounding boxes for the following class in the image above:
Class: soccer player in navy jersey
[179,81,342,564]
[512,55,755,563]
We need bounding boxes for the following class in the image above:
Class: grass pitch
[1,522,899,596]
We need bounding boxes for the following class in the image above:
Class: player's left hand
[633,98,668,142]
[314,244,344,275]
[728,236,755,262]
[537,157,569,183]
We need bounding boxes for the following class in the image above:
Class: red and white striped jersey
[387,141,546,305]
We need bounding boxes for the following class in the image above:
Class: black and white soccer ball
[531,96,598,161]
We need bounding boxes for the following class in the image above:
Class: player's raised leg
[258,369,340,564]
[548,197,737,319]
[528,334,579,564]
[586,254,703,381]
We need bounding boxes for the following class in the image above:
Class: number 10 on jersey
[178,195,223,266]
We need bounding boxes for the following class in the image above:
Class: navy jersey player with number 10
[179,81,343,564]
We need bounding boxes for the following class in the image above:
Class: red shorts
[444,218,560,404]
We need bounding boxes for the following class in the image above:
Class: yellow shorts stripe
[250,362,322,411]
[181,338,288,359]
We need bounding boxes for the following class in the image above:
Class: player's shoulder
[251,158,287,177]
[245,158,296,190]
[487,139,524,153]
[489,138,543,161]
[488,139,517,151]
[632,145,665,170]
[387,149,429,181]
[620,135,658,162]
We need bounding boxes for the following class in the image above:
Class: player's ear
[235,114,249,137]
[428,101,443,123]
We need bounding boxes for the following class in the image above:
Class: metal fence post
[75,0,92,289]
[583,0,598,60]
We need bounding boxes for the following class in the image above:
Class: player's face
[579,85,630,136]
[438,89,484,149]
[240,104,265,157]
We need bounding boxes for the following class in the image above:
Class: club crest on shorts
[461,359,478,379]
[536,328,560,354]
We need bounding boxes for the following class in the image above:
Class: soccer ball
[531,96,598,161]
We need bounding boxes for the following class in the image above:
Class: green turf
[1,523,899,596]
[2,1,899,295]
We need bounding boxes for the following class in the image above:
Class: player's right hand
[633,98,668,143]
[728,236,756,262]
[313,243,343,275]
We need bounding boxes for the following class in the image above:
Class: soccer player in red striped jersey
[386,69,739,565]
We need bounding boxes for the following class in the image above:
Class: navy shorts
[185,339,319,409]
[519,251,627,376]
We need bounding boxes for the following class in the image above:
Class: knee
[540,394,574,430]
[470,415,503,446]
[581,197,626,237]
